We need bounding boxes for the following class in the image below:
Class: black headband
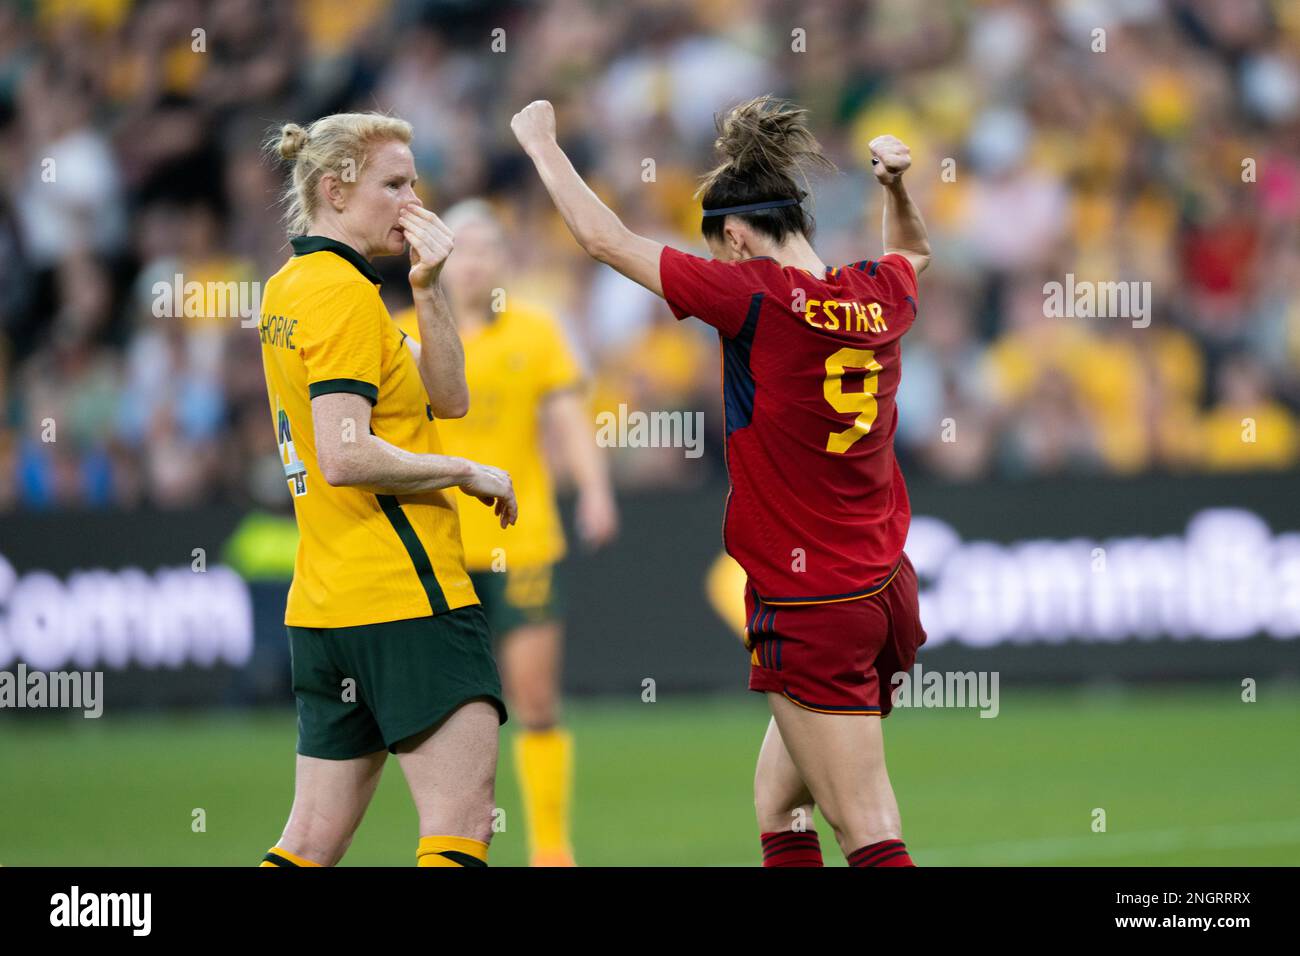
[701,197,801,218]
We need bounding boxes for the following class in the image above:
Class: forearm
[412,284,469,418]
[551,391,611,499]
[882,179,930,258]
[331,433,475,495]
[525,139,626,260]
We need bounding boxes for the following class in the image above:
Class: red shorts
[745,554,927,717]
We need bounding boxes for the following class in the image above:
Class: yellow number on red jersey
[823,347,882,454]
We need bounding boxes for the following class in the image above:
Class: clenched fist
[511,100,557,156]
[869,135,912,186]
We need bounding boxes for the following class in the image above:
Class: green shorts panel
[287,604,507,760]
[469,564,563,638]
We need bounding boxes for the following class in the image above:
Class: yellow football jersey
[259,236,478,627]
[393,301,582,570]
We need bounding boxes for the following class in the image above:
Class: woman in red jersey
[512,95,931,868]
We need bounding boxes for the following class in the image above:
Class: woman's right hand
[401,205,454,292]
[511,100,557,156]
[460,462,518,528]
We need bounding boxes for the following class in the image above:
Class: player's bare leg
[272,750,387,865]
[754,716,815,831]
[395,699,500,862]
[767,692,906,860]
[499,620,563,727]
[499,620,576,866]
[753,716,825,865]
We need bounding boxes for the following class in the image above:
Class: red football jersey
[660,246,918,604]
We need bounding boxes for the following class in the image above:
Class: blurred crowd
[1,0,1299,512]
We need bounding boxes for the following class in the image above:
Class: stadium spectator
[1,0,1297,509]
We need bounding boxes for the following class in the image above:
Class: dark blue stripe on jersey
[905,295,917,315]
[868,260,880,276]
[721,293,763,438]
[755,557,904,605]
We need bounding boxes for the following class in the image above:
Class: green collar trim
[290,235,382,286]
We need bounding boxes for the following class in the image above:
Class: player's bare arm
[511,100,665,297]
[544,387,619,549]
[400,204,470,418]
[312,391,518,527]
[869,134,930,277]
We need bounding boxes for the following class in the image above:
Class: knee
[512,697,557,731]
[753,779,783,824]
[754,779,806,833]
[420,804,496,844]
[279,826,352,867]
[419,777,497,843]
[507,675,558,729]
[467,781,499,843]
[819,802,899,852]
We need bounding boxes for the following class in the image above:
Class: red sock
[848,839,914,867]
[761,829,824,867]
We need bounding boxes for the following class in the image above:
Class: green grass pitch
[2,685,1296,866]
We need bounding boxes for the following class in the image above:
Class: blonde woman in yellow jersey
[256,112,519,869]
[394,200,618,866]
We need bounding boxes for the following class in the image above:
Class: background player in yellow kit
[394,199,617,866]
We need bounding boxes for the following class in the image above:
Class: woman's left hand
[868,134,912,186]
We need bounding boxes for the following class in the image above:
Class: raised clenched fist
[868,134,912,186]
[510,100,557,156]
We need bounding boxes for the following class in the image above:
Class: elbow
[885,244,931,275]
[582,235,611,264]
[430,393,470,419]
[320,458,352,488]
[318,448,360,487]
[582,225,622,265]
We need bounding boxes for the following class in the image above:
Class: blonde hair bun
[264,112,413,236]
[277,123,309,161]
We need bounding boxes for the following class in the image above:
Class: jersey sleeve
[534,315,584,395]
[298,281,386,405]
[659,246,765,339]
[874,253,919,315]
